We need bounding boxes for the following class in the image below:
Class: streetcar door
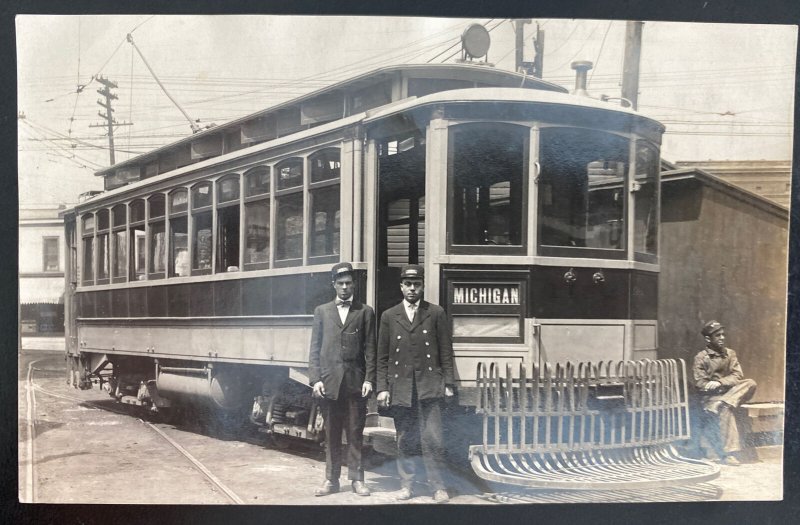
[375,134,426,319]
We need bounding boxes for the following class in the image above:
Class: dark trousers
[321,385,367,481]
[392,382,447,491]
[700,378,757,455]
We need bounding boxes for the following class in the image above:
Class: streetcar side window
[216,175,241,272]
[81,213,94,285]
[244,167,270,270]
[129,200,146,281]
[96,209,110,284]
[633,140,659,261]
[148,194,166,278]
[192,183,213,273]
[538,127,629,258]
[309,149,340,262]
[448,123,528,254]
[111,204,127,282]
[169,189,189,277]
[275,158,304,266]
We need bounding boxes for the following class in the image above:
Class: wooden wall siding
[659,179,788,402]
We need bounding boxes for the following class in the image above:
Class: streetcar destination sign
[452,284,520,305]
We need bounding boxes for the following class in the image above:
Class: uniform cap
[331,262,354,280]
[701,320,723,337]
[400,264,424,280]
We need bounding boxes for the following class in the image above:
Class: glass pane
[149,222,166,274]
[452,316,520,338]
[43,238,59,271]
[245,201,270,264]
[82,237,94,283]
[170,190,188,214]
[192,183,212,209]
[277,159,303,190]
[217,205,240,271]
[246,167,270,196]
[97,234,109,279]
[539,128,629,250]
[130,200,145,223]
[310,185,340,257]
[130,226,146,280]
[634,142,659,255]
[311,150,340,182]
[193,212,212,270]
[112,205,126,227]
[82,214,95,233]
[276,193,303,260]
[149,194,166,218]
[451,124,526,246]
[217,176,240,203]
[113,230,127,278]
[170,216,189,277]
[97,209,109,231]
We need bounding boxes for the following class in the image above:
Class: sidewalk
[20,337,65,351]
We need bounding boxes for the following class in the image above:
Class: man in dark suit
[308,262,376,496]
[376,264,455,503]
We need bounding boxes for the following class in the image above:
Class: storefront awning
[18,277,64,304]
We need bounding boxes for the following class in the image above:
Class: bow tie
[336,299,352,307]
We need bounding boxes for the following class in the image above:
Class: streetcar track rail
[27,369,245,504]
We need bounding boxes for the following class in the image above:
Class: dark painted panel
[631,271,658,320]
[242,277,271,315]
[168,284,191,317]
[272,274,304,315]
[529,266,629,319]
[111,289,129,318]
[190,282,214,316]
[78,292,94,318]
[147,286,167,317]
[129,288,147,317]
[214,280,242,316]
[95,291,111,318]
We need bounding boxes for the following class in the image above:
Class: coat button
[425,342,429,346]
[394,374,399,378]
[397,335,401,339]
[427,354,430,358]
[423,330,427,334]
[396,348,399,352]
[395,361,399,365]
[428,367,433,371]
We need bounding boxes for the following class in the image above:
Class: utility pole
[514,19,531,73]
[621,21,644,110]
[532,23,545,78]
[89,76,132,165]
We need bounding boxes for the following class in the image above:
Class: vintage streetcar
[63,54,719,488]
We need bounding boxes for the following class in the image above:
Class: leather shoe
[433,489,450,503]
[395,487,413,500]
[351,480,370,496]
[314,479,339,496]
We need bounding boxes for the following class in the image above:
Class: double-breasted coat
[308,300,376,399]
[376,300,455,407]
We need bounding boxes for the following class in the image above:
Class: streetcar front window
[448,123,527,254]
[245,201,269,265]
[309,187,340,257]
[538,127,629,257]
[82,236,94,284]
[170,217,189,277]
[113,230,127,279]
[193,212,212,271]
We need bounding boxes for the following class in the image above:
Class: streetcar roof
[93,63,565,179]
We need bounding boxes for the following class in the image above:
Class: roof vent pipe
[571,60,593,97]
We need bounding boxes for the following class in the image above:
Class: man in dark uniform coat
[308,262,376,496]
[693,320,757,465]
[376,265,455,503]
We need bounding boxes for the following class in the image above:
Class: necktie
[336,299,352,307]
[408,302,417,321]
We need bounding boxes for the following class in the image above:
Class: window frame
[42,236,60,273]
[168,188,190,277]
[274,157,306,268]
[307,148,341,265]
[128,199,147,282]
[243,166,272,271]
[190,181,214,276]
[80,212,95,285]
[215,174,243,273]
[147,193,167,279]
[110,203,128,283]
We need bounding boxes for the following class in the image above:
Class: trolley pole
[621,21,644,110]
[89,76,132,166]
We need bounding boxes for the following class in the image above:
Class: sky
[16,15,798,206]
